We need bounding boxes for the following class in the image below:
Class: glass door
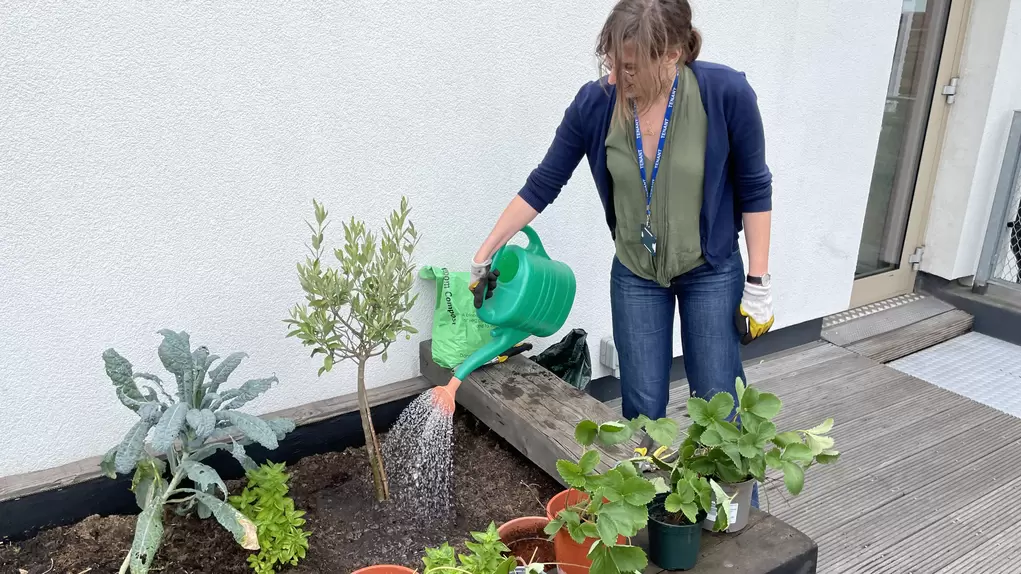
[851,0,968,307]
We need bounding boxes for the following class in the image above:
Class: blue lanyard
[633,69,679,228]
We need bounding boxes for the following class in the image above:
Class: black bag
[532,328,592,390]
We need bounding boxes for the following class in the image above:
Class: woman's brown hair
[596,0,701,124]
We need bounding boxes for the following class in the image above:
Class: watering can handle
[520,225,548,259]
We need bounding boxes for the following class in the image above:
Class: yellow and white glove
[469,258,499,309]
[735,275,774,345]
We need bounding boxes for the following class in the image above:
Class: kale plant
[544,416,678,574]
[229,461,311,574]
[684,377,840,497]
[421,522,517,574]
[286,198,419,501]
[99,329,295,574]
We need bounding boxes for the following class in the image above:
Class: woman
[470,0,775,465]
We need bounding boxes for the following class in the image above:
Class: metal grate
[976,111,1021,292]
[991,164,1021,283]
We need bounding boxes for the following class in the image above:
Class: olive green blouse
[605,65,708,287]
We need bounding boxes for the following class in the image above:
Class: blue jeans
[610,249,758,507]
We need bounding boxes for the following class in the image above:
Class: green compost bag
[420,265,495,369]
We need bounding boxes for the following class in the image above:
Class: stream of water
[381,391,455,521]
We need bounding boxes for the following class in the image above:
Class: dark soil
[504,523,555,566]
[0,411,561,574]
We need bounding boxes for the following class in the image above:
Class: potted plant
[643,457,734,570]
[352,567,416,574]
[684,377,840,532]
[497,517,555,571]
[544,416,678,574]
[421,522,518,574]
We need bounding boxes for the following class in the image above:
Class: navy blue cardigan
[517,60,772,270]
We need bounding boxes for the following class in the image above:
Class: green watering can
[433,226,576,412]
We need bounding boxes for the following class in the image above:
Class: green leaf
[207,352,248,393]
[773,431,802,448]
[709,480,736,532]
[595,514,617,546]
[708,392,736,421]
[589,544,647,574]
[543,517,565,537]
[597,500,647,537]
[116,419,154,474]
[738,434,762,459]
[687,397,713,426]
[720,443,744,469]
[186,409,216,440]
[100,446,118,479]
[679,501,699,524]
[748,454,767,482]
[103,349,145,405]
[151,403,188,454]
[643,417,680,446]
[816,450,841,464]
[750,392,782,419]
[806,418,834,435]
[597,421,633,446]
[715,420,741,442]
[157,329,193,377]
[650,476,670,494]
[267,418,296,441]
[128,498,165,573]
[574,420,598,446]
[219,377,277,410]
[764,448,783,470]
[665,492,684,513]
[130,458,165,511]
[700,428,723,447]
[620,476,657,506]
[556,460,587,488]
[782,443,814,462]
[182,460,228,498]
[187,490,260,550]
[735,377,746,403]
[579,450,601,474]
[782,462,806,495]
[218,411,279,449]
[806,433,835,456]
[580,522,600,540]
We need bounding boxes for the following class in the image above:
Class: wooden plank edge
[0,375,431,503]
[848,309,974,363]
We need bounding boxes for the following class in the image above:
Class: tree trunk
[357,358,389,501]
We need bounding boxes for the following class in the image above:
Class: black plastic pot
[648,495,703,571]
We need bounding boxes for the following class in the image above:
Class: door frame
[850,0,972,308]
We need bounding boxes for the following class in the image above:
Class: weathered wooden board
[846,309,974,363]
[419,341,637,482]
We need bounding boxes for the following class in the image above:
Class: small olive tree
[285,197,419,501]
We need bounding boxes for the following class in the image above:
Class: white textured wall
[923,0,1021,279]
[0,1,899,478]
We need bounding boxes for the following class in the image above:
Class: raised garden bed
[0,412,561,574]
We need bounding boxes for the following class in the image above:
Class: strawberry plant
[286,197,419,502]
[99,329,295,574]
[422,522,517,574]
[229,461,311,574]
[684,377,840,497]
[544,416,678,574]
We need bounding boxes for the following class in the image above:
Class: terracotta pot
[352,566,416,574]
[545,489,625,574]
[498,516,556,568]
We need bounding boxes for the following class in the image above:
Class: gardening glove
[735,275,774,345]
[469,258,499,309]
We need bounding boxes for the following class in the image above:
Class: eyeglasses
[602,58,636,77]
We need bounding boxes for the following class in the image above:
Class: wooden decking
[422,298,1021,573]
